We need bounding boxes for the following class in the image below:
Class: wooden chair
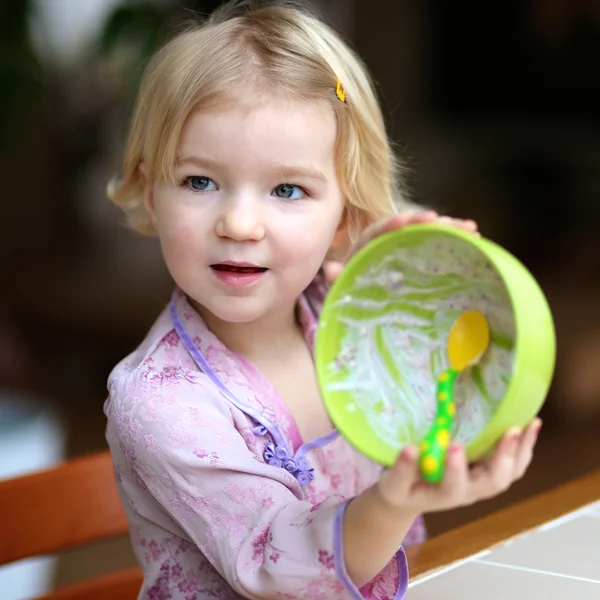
[0,451,142,600]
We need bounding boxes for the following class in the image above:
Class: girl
[104,2,541,599]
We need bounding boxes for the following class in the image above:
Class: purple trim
[264,443,315,484]
[235,353,304,451]
[333,501,409,600]
[304,292,319,323]
[253,424,269,437]
[394,548,409,600]
[170,298,288,451]
[169,294,338,486]
[333,500,365,600]
[295,430,340,462]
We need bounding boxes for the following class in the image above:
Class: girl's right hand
[342,418,541,588]
[376,418,542,516]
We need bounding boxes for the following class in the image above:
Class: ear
[139,162,157,227]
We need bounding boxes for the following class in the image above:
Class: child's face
[145,95,346,325]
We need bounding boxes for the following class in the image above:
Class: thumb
[377,445,419,508]
[322,260,344,284]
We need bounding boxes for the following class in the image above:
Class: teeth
[212,265,266,273]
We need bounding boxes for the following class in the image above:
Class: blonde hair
[109,0,410,243]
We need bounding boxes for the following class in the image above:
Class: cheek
[173,224,199,248]
[154,197,199,244]
[277,206,342,259]
[157,219,202,267]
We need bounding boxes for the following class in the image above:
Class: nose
[215,194,266,242]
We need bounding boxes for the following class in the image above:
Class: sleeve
[335,501,409,600]
[110,370,409,600]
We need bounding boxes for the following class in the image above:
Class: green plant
[0,0,43,152]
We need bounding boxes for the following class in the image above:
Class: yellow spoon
[418,310,490,483]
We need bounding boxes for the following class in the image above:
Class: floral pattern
[105,277,425,599]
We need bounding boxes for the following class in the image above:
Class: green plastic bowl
[315,224,556,466]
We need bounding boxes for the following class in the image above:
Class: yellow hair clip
[335,78,346,103]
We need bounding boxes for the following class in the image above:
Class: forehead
[177,94,338,169]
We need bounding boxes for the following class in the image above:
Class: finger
[357,211,439,251]
[378,445,420,507]
[402,210,440,225]
[362,215,406,244]
[438,442,469,503]
[461,219,479,232]
[325,211,476,285]
[469,427,521,500]
[412,442,468,508]
[435,216,479,233]
[323,211,441,284]
[514,418,542,480]
[321,214,418,284]
[322,260,344,284]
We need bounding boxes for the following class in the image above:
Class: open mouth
[210,264,268,274]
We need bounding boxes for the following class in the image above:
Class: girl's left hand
[323,210,479,285]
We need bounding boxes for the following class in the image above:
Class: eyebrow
[175,155,328,183]
[176,155,221,171]
[275,165,328,183]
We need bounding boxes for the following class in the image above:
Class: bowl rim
[316,223,555,463]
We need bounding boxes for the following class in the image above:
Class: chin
[215,311,264,324]
[204,301,271,325]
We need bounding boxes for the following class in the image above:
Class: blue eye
[184,176,217,192]
[273,183,305,200]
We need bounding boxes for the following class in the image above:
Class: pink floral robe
[104,276,426,600]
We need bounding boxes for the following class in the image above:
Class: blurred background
[1,0,599,596]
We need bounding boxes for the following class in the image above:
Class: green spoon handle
[418,368,458,483]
